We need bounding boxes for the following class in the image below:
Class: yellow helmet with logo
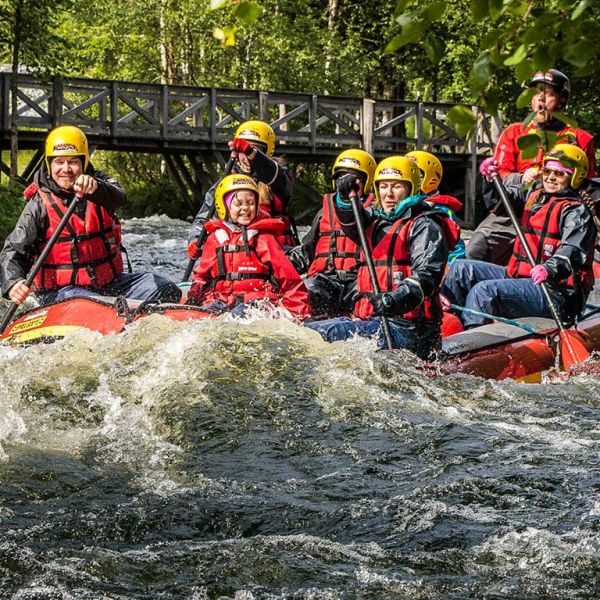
[406,150,443,194]
[234,120,276,157]
[214,174,259,219]
[543,143,588,189]
[373,156,421,201]
[45,125,89,172]
[331,149,377,193]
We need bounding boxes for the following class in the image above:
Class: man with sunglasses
[467,69,596,265]
[441,144,596,328]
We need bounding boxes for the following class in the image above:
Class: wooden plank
[168,96,209,126]
[116,93,158,124]
[374,108,416,134]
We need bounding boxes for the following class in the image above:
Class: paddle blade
[560,329,591,371]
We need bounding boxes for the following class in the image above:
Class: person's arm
[286,208,322,274]
[0,198,46,299]
[87,169,127,213]
[188,183,217,245]
[257,235,311,318]
[543,202,596,281]
[186,233,218,304]
[250,151,293,205]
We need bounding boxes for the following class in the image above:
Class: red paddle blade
[560,329,591,371]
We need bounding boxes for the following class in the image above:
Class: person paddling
[288,148,376,317]
[187,120,296,265]
[305,156,459,359]
[468,69,596,265]
[0,125,181,307]
[185,174,310,319]
[441,144,595,328]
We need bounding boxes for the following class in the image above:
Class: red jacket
[34,188,123,290]
[494,121,596,178]
[188,216,310,318]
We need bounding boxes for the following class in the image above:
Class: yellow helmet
[234,120,276,157]
[331,149,377,193]
[214,174,259,219]
[406,150,443,194]
[543,143,588,189]
[45,125,89,172]
[373,156,421,201]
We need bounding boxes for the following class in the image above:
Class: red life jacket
[427,193,463,213]
[260,191,296,247]
[354,210,460,322]
[202,217,286,306]
[308,193,374,278]
[34,188,123,290]
[506,189,594,293]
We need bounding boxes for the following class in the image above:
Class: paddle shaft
[491,174,568,333]
[183,155,236,281]
[0,194,82,335]
[450,303,538,333]
[349,192,394,350]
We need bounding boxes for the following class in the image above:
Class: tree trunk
[159,0,172,84]
[323,0,339,94]
[10,0,23,183]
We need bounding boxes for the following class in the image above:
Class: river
[1,215,599,599]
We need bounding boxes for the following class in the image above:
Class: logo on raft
[9,310,48,334]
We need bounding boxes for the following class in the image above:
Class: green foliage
[0,184,25,245]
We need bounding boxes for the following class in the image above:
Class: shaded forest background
[0,0,599,235]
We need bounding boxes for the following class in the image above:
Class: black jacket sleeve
[544,202,596,281]
[0,198,46,296]
[88,169,126,213]
[251,151,293,205]
[286,209,323,274]
[188,182,217,245]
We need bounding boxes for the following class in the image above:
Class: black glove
[336,173,360,199]
[370,287,411,316]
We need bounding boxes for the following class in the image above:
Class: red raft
[2,294,600,383]
[0,295,215,345]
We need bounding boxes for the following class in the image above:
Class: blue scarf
[374,193,426,222]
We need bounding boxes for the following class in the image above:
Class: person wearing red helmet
[468,68,596,265]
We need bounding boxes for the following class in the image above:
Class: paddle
[491,174,590,369]
[0,193,83,336]
[450,303,538,334]
[348,191,394,350]
[182,154,236,281]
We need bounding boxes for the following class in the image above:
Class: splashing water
[1,216,599,599]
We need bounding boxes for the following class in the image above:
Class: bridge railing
[0,74,501,157]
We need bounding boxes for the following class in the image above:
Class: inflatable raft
[2,294,599,382]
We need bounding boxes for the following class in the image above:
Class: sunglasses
[542,167,570,178]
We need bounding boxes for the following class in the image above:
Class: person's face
[50,156,83,190]
[531,85,565,124]
[228,190,257,225]
[378,180,411,212]
[542,165,571,194]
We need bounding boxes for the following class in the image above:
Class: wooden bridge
[0,74,502,226]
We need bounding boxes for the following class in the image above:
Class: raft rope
[450,304,539,333]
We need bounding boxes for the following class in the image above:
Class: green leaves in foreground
[210,0,261,46]
[447,105,476,139]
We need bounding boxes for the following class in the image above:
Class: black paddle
[491,173,590,369]
[0,193,83,336]
[182,155,235,281]
[348,191,394,350]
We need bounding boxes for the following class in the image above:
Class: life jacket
[33,187,123,290]
[202,217,286,306]
[427,193,463,213]
[308,193,374,278]
[257,185,297,247]
[354,209,460,322]
[506,189,595,294]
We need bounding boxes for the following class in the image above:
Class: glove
[229,137,254,156]
[187,239,202,260]
[479,157,499,179]
[336,173,360,199]
[530,264,549,285]
[370,293,397,316]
